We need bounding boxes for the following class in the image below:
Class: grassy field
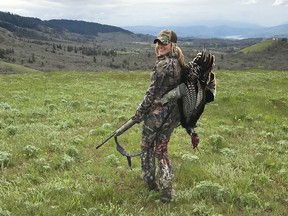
[0,63,288,215]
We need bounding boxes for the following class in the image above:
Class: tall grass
[0,68,287,215]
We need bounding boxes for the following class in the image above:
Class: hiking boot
[161,187,175,203]
[148,182,160,192]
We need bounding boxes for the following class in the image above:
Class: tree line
[0,48,14,58]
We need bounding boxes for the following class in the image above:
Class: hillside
[0,12,155,72]
[221,39,288,70]
[0,11,288,72]
[0,11,132,37]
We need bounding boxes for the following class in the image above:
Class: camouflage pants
[141,104,179,190]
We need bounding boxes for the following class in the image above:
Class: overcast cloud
[0,0,287,27]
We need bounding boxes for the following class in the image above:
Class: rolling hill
[0,11,155,72]
[0,11,132,37]
[0,11,288,72]
[221,38,288,70]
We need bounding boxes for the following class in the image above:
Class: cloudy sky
[0,0,287,27]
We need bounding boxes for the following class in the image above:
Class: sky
[0,0,287,27]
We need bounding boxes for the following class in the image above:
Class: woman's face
[157,42,172,56]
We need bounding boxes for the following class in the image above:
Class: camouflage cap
[154,29,177,44]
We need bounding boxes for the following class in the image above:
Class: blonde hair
[155,43,185,67]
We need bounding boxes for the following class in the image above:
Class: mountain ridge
[0,11,132,36]
[123,24,288,39]
[1,11,287,39]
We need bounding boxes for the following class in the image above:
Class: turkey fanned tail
[179,50,215,134]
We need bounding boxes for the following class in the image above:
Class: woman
[132,29,184,203]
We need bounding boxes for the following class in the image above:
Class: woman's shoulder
[153,56,181,79]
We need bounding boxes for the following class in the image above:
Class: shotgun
[95,118,136,149]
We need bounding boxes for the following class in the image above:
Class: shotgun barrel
[95,118,136,149]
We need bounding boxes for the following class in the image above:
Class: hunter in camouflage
[133,29,184,203]
[133,29,216,203]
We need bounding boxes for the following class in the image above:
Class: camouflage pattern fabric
[141,104,180,189]
[135,53,182,190]
[136,54,182,117]
[153,29,177,45]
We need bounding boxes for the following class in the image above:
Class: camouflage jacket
[136,54,182,119]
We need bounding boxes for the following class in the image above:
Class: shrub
[44,99,53,106]
[191,202,213,216]
[208,134,226,151]
[0,151,12,169]
[47,104,57,111]
[0,208,11,216]
[0,120,5,129]
[6,126,17,136]
[23,145,40,158]
[105,154,120,166]
[101,123,112,129]
[220,147,237,158]
[97,105,107,113]
[181,153,199,163]
[60,154,75,169]
[33,158,51,173]
[281,124,288,132]
[192,181,231,202]
[235,192,262,208]
[0,102,11,110]
[70,135,84,145]
[70,100,81,109]
[31,108,46,118]
[66,146,79,158]
[56,120,73,130]
[89,123,113,136]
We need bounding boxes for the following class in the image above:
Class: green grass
[0,65,288,215]
[240,40,275,54]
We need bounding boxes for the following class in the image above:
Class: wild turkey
[178,50,215,135]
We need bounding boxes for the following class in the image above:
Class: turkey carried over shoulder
[178,50,215,135]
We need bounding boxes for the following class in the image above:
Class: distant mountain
[1,11,286,39]
[123,24,288,39]
[244,24,288,38]
[43,19,133,35]
[0,11,132,36]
